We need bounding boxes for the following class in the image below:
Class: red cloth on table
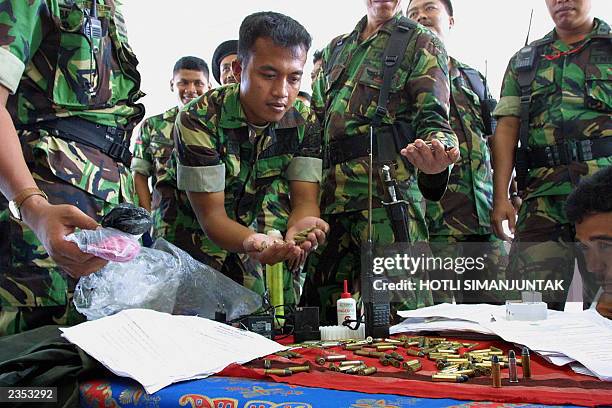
[219,337,612,407]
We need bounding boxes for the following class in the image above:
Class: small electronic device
[294,307,321,343]
[244,315,274,339]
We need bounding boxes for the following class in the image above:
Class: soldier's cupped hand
[21,197,108,278]
[285,216,330,272]
[243,233,302,265]
[400,138,460,174]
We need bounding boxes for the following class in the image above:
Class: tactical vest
[323,16,418,168]
[514,25,612,192]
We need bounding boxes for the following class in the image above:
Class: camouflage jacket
[174,84,322,266]
[312,13,457,229]
[426,58,494,236]
[494,18,611,201]
[132,106,179,188]
[0,0,145,205]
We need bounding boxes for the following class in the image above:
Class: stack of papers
[392,304,612,381]
[61,309,287,393]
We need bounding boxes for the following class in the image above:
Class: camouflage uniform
[300,13,458,324]
[131,107,207,262]
[427,58,507,304]
[494,18,612,309]
[0,0,144,335]
[174,83,322,307]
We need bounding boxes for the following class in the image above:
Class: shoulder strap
[515,38,553,148]
[324,33,353,77]
[459,67,486,102]
[372,17,417,128]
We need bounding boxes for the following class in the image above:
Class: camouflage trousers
[508,195,598,311]
[300,208,433,326]
[0,156,123,335]
[428,234,509,304]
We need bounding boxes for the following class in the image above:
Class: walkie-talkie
[83,1,103,96]
[83,1,103,40]
[362,126,391,339]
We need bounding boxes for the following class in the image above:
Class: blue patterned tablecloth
[79,376,578,408]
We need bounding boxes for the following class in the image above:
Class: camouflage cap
[212,40,238,85]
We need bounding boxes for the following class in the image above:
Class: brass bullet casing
[436,360,451,370]
[366,336,374,344]
[437,349,458,354]
[384,338,403,344]
[288,365,311,373]
[293,227,315,244]
[355,350,385,358]
[265,369,292,376]
[263,359,272,369]
[454,369,476,377]
[445,358,470,364]
[403,359,422,373]
[376,345,397,351]
[316,357,327,365]
[344,344,363,351]
[470,348,492,354]
[491,356,502,388]
[406,349,425,357]
[390,359,401,368]
[328,363,340,372]
[326,354,347,362]
[372,342,396,347]
[359,366,378,376]
[389,352,404,361]
[522,347,532,379]
[320,341,342,348]
[379,357,392,366]
[440,364,460,373]
[432,374,469,383]
[339,360,365,367]
[404,341,420,347]
[344,364,367,374]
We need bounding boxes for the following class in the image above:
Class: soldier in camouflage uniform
[492,0,611,310]
[0,0,144,335]
[132,57,211,259]
[300,0,459,324]
[407,0,508,304]
[174,12,328,306]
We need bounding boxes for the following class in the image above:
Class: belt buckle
[544,146,560,167]
[576,140,593,161]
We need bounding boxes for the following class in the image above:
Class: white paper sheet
[394,304,612,381]
[60,309,286,393]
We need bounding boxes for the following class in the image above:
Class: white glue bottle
[337,280,357,326]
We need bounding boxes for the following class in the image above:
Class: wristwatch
[8,188,48,221]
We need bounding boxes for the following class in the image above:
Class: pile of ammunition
[264,336,529,386]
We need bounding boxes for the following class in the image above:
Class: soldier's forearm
[288,181,320,229]
[0,102,38,201]
[492,116,520,202]
[187,191,255,253]
[133,172,151,212]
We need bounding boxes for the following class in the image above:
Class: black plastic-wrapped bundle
[100,203,152,235]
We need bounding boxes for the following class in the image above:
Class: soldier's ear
[170,79,174,92]
[232,59,243,83]
[449,16,455,30]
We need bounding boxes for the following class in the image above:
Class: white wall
[122,0,611,119]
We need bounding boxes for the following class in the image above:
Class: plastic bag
[65,227,141,262]
[100,203,152,235]
[73,239,263,322]
[155,239,263,321]
[73,246,181,320]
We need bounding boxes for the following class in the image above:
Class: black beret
[212,40,238,85]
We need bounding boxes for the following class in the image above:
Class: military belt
[524,138,612,168]
[324,125,415,169]
[21,117,132,166]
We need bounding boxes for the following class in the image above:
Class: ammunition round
[265,369,292,376]
[359,366,377,376]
